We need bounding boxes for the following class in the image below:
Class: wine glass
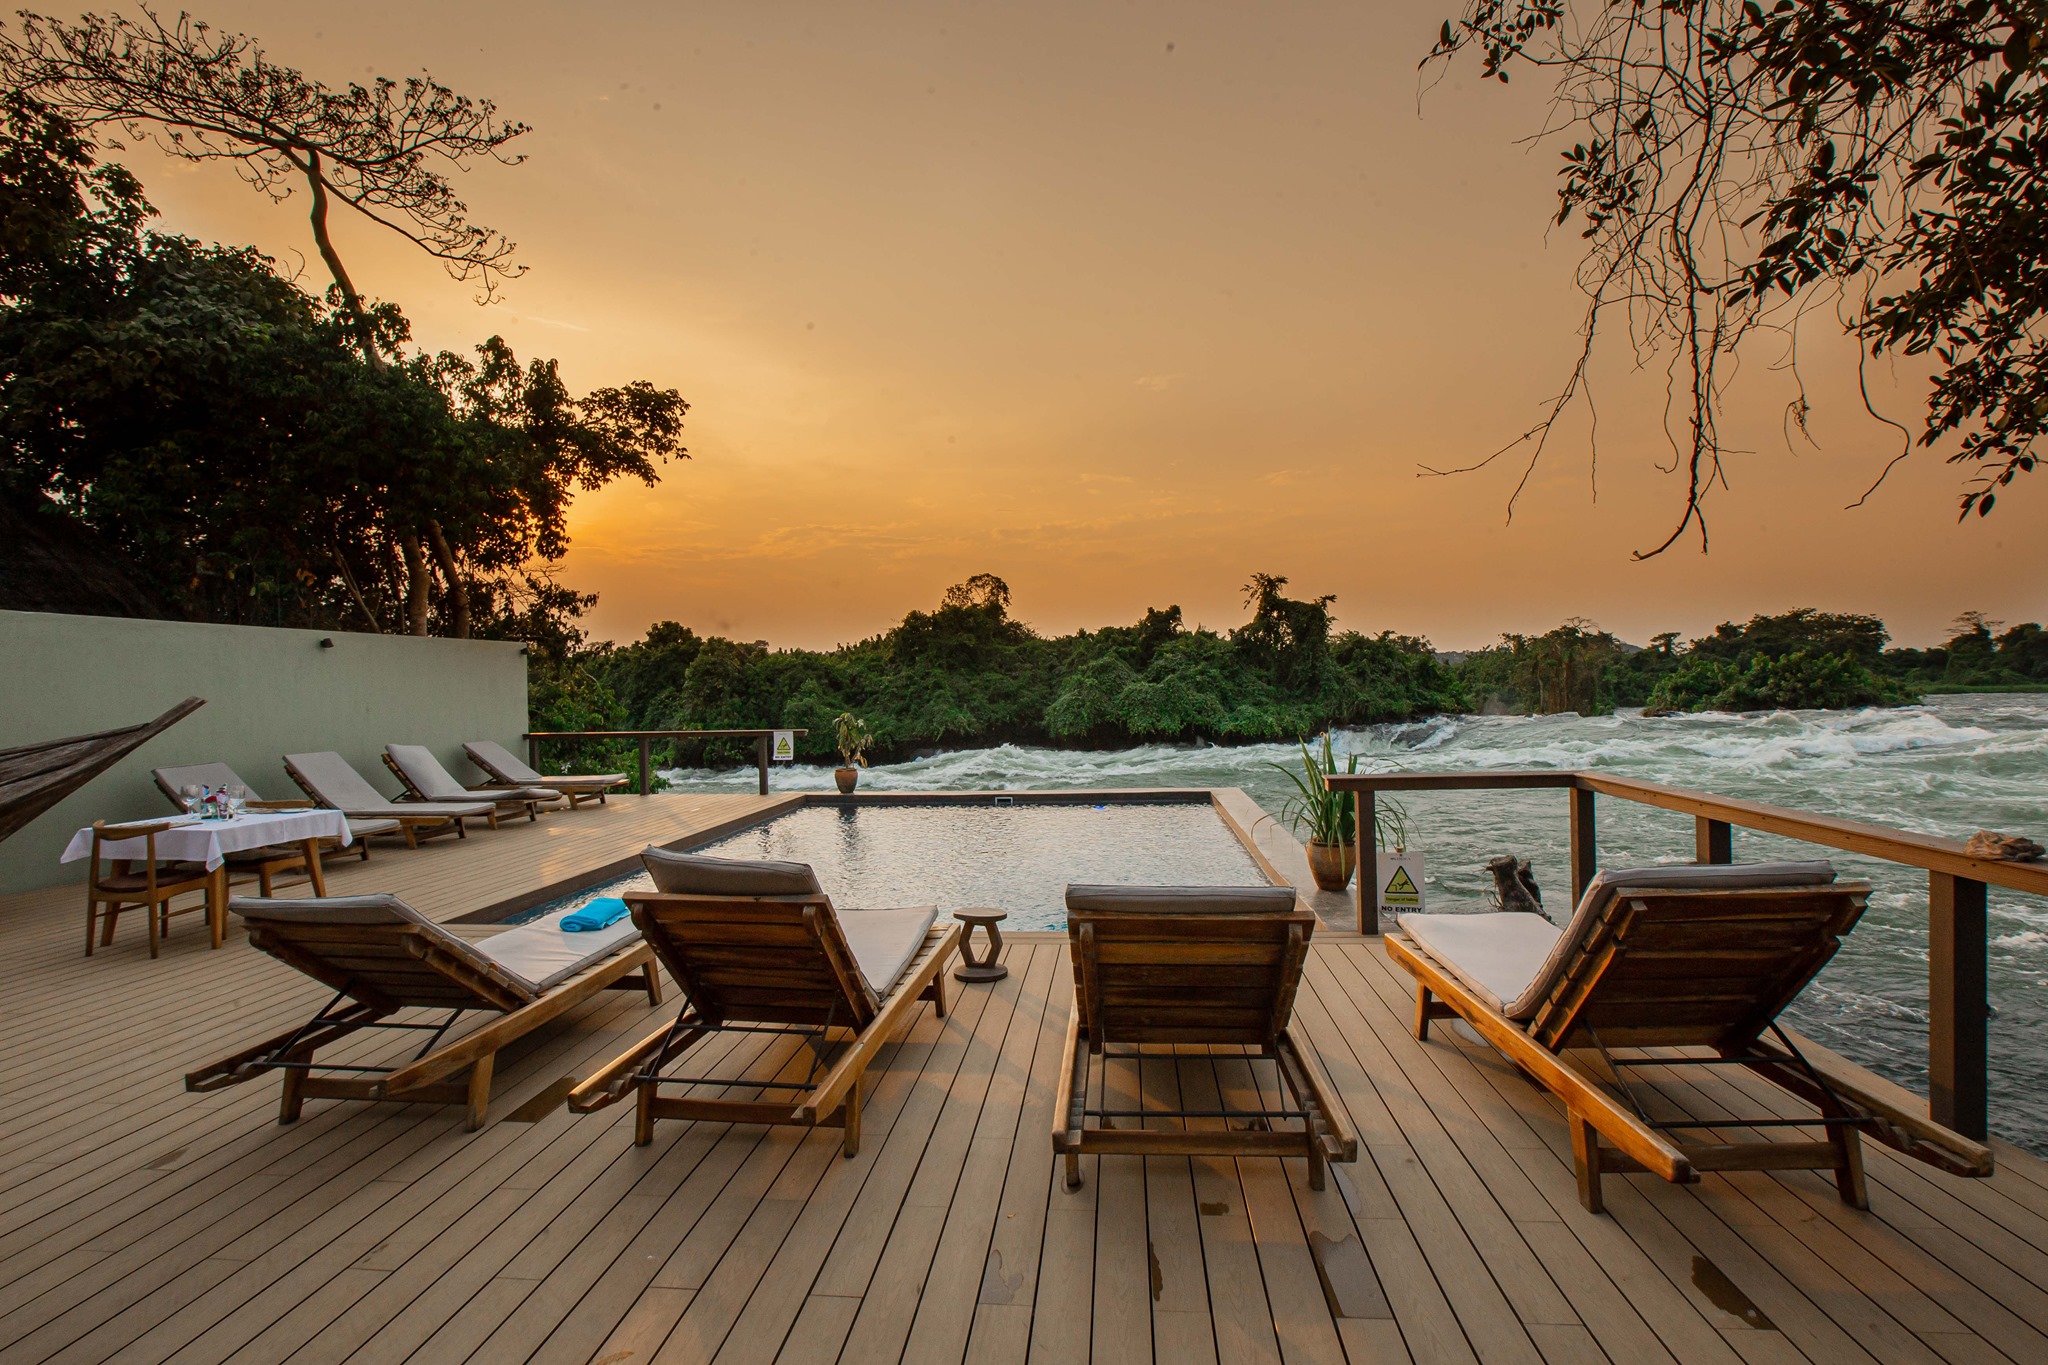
[179,783,202,814]
[225,784,248,818]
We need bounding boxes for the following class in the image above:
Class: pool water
[514,800,1271,930]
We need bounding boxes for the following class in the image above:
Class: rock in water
[1487,854,1543,915]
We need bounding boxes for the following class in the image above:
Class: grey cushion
[231,892,433,928]
[346,817,404,838]
[387,744,559,804]
[839,905,940,995]
[1065,884,1300,915]
[1402,861,1837,1022]
[1401,912,1561,1015]
[466,740,625,789]
[472,907,643,992]
[641,847,824,897]
[286,751,495,818]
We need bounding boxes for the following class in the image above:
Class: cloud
[1132,374,1182,392]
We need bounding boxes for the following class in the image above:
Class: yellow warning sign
[1382,866,1420,904]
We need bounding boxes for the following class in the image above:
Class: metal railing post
[756,735,770,796]
[1929,871,1989,1140]
[1697,817,1733,864]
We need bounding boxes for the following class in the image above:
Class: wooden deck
[4,792,2048,1363]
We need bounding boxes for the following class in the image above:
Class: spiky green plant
[1270,733,1410,848]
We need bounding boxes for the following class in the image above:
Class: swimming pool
[510,799,1275,930]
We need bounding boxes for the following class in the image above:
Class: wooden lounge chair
[1387,861,1994,1214]
[284,751,497,846]
[465,739,627,808]
[383,744,565,823]
[188,893,661,1130]
[1053,884,1358,1191]
[568,848,959,1154]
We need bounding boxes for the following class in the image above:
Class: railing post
[756,735,770,796]
[1696,817,1732,864]
[1357,789,1378,936]
[638,737,652,797]
[1929,871,1989,1140]
[527,735,540,772]
[1568,785,1597,907]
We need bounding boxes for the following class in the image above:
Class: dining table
[60,808,351,949]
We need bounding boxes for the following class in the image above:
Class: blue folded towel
[562,897,630,932]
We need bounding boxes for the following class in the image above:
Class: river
[661,694,2048,1153]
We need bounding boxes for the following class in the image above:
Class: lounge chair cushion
[472,908,645,992]
[1065,884,1299,915]
[153,761,244,803]
[1403,861,1838,1022]
[285,751,495,818]
[230,893,536,1003]
[839,905,940,994]
[641,847,825,897]
[466,739,626,788]
[387,744,559,804]
[1401,912,1562,1015]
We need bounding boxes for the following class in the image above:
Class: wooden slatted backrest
[240,916,534,1015]
[1067,907,1317,1052]
[1527,883,1870,1052]
[624,892,878,1030]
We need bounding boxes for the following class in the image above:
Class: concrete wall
[0,611,528,893]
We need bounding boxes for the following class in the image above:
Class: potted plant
[833,712,872,794]
[1272,734,1410,892]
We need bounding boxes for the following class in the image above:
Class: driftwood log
[1486,854,1544,915]
[0,697,204,845]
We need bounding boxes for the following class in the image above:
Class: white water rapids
[662,694,2048,1152]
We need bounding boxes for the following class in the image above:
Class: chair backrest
[466,739,541,785]
[89,818,168,881]
[232,893,537,1012]
[1522,878,1870,1052]
[626,847,877,1028]
[384,745,466,801]
[152,761,247,809]
[1064,884,1312,1049]
[284,751,391,810]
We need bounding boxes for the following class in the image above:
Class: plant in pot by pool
[1272,734,1409,892]
[833,712,872,794]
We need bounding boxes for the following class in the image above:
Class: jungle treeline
[533,579,2048,770]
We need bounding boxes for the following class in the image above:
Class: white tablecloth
[61,809,352,871]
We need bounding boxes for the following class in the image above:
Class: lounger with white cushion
[464,739,628,807]
[1388,861,1990,1213]
[284,750,497,846]
[569,848,960,1154]
[1052,884,1357,1190]
[383,744,563,822]
[187,893,660,1129]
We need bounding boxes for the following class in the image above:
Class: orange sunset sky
[113,1,2047,651]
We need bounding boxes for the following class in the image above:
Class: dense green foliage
[557,575,1470,767]
[0,97,684,638]
[1455,608,2048,717]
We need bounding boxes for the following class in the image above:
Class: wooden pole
[1357,789,1378,935]
[1929,871,1989,1140]
[756,735,770,796]
[1568,786,1597,907]
[638,738,651,797]
[1696,817,1732,864]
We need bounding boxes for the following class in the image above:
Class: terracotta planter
[834,766,860,794]
[1305,839,1358,893]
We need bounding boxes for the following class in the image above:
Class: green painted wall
[0,611,528,893]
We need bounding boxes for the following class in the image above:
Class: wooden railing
[1322,768,2048,1142]
[523,729,807,797]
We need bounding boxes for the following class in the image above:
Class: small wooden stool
[952,909,1008,983]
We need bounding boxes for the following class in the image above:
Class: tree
[0,102,684,638]
[1426,1,2048,552]
[1,6,527,359]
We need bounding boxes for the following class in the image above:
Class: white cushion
[1401,912,1561,1015]
[472,908,644,993]
[839,905,939,995]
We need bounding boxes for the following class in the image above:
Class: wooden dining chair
[84,820,215,959]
